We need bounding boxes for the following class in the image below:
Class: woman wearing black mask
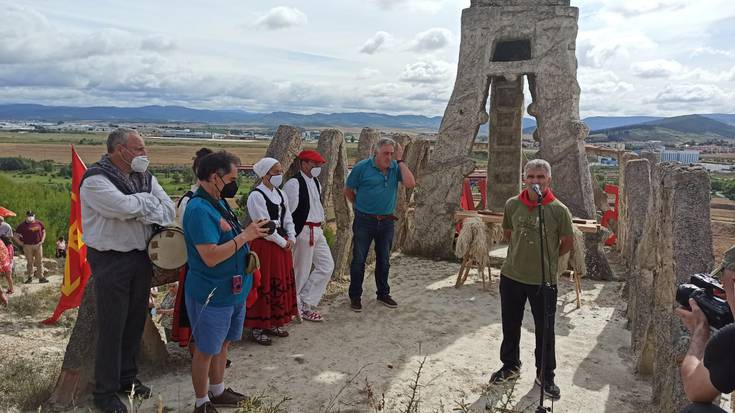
[182,151,270,412]
[245,157,298,345]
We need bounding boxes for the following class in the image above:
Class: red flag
[42,146,92,324]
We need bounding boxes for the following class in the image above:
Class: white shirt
[176,184,199,227]
[247,183,296,248]
[80,174,176,252]
[283,171,325,223]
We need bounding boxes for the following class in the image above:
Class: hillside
[588,114,735,143]
[2,104,735,142]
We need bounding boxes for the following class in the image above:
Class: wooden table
[454,210,600,233]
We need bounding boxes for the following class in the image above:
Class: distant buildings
[660,150,699,164]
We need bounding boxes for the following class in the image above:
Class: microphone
[531,184,543,198]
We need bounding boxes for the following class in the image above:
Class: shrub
[0,174,70,257]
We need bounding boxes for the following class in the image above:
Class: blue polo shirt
[346,157,402,215]
[183,197,252,307]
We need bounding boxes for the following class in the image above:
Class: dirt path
[0,252,654,413]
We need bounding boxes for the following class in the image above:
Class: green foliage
[0,173,70,257]
[323,224,335,248]
[0,156,36,171]
[712,176,735,200]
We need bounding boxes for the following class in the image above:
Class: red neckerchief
[518,188,556,210]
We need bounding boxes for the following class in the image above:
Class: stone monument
[406,0,611,278]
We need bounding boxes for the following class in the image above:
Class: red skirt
[171,265,191,347]
[245,238,298,330]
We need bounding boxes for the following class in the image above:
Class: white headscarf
[253,157,278,178]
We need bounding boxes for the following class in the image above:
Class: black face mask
[218,176,239,199]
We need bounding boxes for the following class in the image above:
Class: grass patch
[8,285,60,317]
[234,392,291,413]
[0,357,61,411]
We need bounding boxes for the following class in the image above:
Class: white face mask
[130,155,149,173]
[310,167,322,178]
[26,216,35,223]
[269,174,283,187]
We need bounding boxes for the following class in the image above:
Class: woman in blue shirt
[183,151,269,413]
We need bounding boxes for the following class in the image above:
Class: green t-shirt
[500,196,574,285]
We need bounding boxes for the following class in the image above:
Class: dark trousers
[681,403,728,413]
[88,248,152,400]
[349,211,395,299]
[499,275,557,380]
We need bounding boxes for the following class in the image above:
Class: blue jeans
[349,210,395,299]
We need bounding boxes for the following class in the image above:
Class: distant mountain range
[1,104,734,142]
[588,115,735,143]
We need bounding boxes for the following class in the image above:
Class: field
[0,134,274,167]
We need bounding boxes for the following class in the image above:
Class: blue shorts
[185,292,246,356]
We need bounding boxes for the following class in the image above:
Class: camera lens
[676,283,700,308]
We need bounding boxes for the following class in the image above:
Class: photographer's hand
[676,299,720,403]
[675,299,710,337]
[242,220,270,243]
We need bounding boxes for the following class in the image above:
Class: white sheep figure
[454,217,491,290]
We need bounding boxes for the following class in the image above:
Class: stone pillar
[47,277,97,407]
[49,274,174,407]
[266,125,303,183]
[317,129,353,280]
[528,70,613,280]
[635,163,713,413]
[623,159,652,359]
[394,138,431,252]
[616,152,640,256]
[486,76,524,211]
[357,128,380,160]
[405,9,488,259]
[621,159,650,264]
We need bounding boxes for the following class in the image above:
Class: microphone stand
[535,188,554,413]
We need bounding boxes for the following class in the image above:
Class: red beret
[298,150,326,164]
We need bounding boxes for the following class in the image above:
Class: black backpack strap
[176,190,194,209]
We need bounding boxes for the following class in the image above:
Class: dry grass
[7,284,60,317]
[0,141,272,167]
[0,357,61,411]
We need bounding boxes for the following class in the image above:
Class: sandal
[264,327,289,337]
[301,310,324,322]
[6,289,13,295]
[251,329,272,346]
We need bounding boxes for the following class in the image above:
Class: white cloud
[631,59,683,78]
[604,0,688,17]
[654,84,726,104]
[578,69,635,95]
[577,30,658,68]
[359,31,393,54]
[408,28,452,52]
[254,7,307,30]
[371,0,457,13]
[692,47,735,58]
[356,68,382,79]
[399,60,453,84]
[0,4,176,64]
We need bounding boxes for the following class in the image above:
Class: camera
[676,273,733,330]
[263,220,277,235]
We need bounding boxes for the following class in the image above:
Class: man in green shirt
[489,159,574,401]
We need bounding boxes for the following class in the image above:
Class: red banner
[42,146,92,324]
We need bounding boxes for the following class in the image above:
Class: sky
[0,0,734,118]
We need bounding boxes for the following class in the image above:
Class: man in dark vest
[283,150,334,322]
[80,128,175,413]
